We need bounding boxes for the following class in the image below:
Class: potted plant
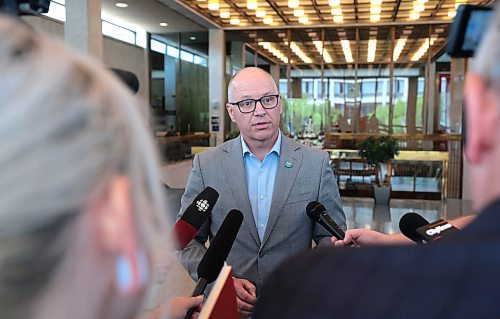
[359,136,399,204]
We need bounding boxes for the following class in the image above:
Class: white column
[64,0,102,59]
[209,29,226,146]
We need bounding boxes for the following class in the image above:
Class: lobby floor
[341,197,474,235]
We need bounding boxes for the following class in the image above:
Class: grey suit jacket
[177,134,346,295]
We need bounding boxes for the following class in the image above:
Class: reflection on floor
[342,197,474,235]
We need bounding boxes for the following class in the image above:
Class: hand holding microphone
[306,201,358,247]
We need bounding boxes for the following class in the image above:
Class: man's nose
[254,100,266,116]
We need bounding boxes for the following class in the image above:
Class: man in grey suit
[177,67,346,317]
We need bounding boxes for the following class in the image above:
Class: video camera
[0,0,50,16]
[447,4,494,58]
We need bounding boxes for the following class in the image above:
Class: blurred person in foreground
[0,16,200,319]
[254,4,500,319]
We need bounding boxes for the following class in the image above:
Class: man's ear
[226,104,236,122]
[464,74,498,164]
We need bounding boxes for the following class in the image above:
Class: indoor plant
[359,135,399,204]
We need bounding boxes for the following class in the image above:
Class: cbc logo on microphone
[196,199,210,212]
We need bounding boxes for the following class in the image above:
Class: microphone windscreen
[181,186,219,229]
[306,201,324,221]
[197,209,243,284]
[399,212,430,243]
[110,68,139,94]
[172,187,219,249]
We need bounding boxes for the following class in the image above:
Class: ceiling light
[331,7,342,15]
[333,15,344,23]
[413,2,425,12]
[448,10,456,18]
[189,36,196,41]
[220,11,230,18]
[370,6,381,14]
[370,14,380,22]
[409,11,420,19]
[256,9,266,17]
[367,39,377,62]
[341,40,353,63]
[115,2,128,8]
[159,22,168,27]
[416,0,428,3]
[370,0,382,5]
[263,16,273,24]
[247,0,258,10]
[329,0,341,6]
[278,32,287,37]
[230,18,240,25]
[207,0,219,10]
[308,32,317,37]
[298,16,309,24]
[403,29,412,35]
[288,0,299,8]
[294,9,305,17]
[393,37,407,61]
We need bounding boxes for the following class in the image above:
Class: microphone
[184,209,244,319]
[306,201,346,240]
[171,187,219,250]
[416,219,460,242]
[109,68,139,94]
[399,212,430,244]
[399,212,429,244]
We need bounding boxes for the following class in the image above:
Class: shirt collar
[241,130,282,158]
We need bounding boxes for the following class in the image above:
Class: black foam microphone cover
[110,68,139,93]
[197,209,244,284]
[399,212,430,244]
[181,186,219,228]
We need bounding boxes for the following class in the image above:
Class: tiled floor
[341,197,474,234]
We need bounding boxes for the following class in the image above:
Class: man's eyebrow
[238,92,278,100]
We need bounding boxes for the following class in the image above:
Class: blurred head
[226,67,282,148]
[0,16,172,319]
[464,4,500,212]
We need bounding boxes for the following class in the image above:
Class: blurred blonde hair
[0,16,173,318]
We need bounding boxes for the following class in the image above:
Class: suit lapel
[261,137,302,247]
[222,137,261,246]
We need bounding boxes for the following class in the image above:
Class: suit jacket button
[259,251,264,257]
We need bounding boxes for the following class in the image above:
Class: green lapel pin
[285,161,293,168]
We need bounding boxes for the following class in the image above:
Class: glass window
[42,1,65,21]
[193,55,207,66]
[151,39,166,54]
[166,46,179,59]
[102,20,136,45]
[180,50,194,63]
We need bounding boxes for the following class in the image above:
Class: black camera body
[0,0,50,16]
[447,4,494,58]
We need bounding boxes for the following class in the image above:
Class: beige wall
[23,16,150,106]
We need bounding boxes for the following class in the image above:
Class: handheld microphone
[171,187,219,250]
[399,212,430,244]
[109,68,139,94]
[184,209,244,319]
[306,201,346,240]
[416,219,459,242]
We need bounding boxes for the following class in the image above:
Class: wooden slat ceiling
[178,0,490,65]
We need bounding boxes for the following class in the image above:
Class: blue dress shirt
[241,133,282,242]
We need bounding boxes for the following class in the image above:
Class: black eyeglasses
[228,94,280,114]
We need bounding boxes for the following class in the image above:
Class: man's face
[226,69,282,145]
